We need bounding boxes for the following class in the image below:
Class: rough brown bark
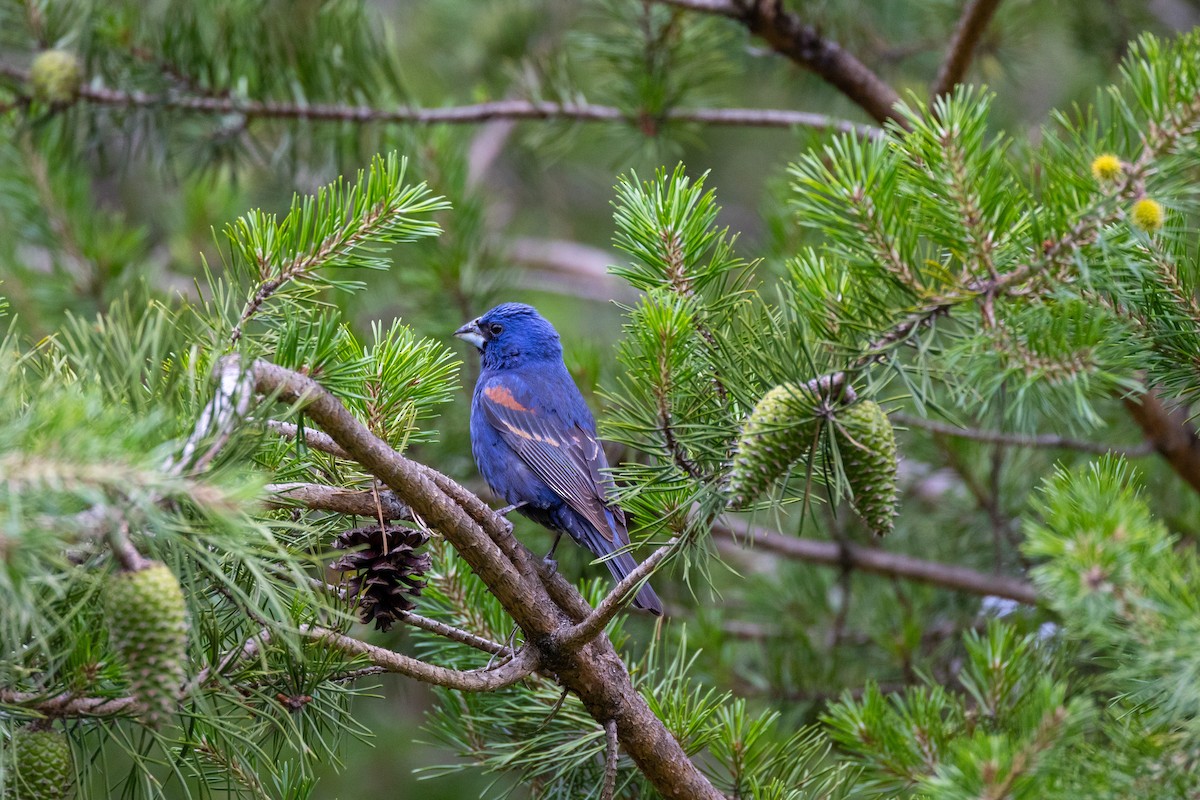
[660,0,906,126]
[249,359,722,800]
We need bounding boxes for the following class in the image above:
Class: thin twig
[0,689,141,718]
[394,611,511,657]
[558,539,679,651]
[309,578,511,662]
[0,64,878,136]
[656,0,735,12]
[893,412,1153,457]
[267,419,353,459]
[326,665,388,684]
[190,629,271,690]
[669,105,880,137]
[106,520,150,572]
[602,719,620,800]
[309,576,510,659]
[714,520,1037,604]
[931,0,1006,98]
[300,625,537,692]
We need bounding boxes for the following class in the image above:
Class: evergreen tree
[3,1,1200,798]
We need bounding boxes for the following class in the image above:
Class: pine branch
[301,626,537,692]
[558,539,678,651]
[0,622,527,718]
[0,64,878,136]
[1123,389,1200,494]
[656,0,905,126]
[659,229,729,402]
[106,519,151,572]
[654,365,704,480]
[247,357,724,800]
[394,611,510,658]
[228,156,444,345]
[0,689,141,719]
[980,706,1068,799]
[264,481,412,520]
[166,356,254,474]
[312,575,510,657]
[192,629,271,689]
[1144,239,1200,323]
[602,719,620,800]
[713,521,1037,604]
[931,0,1006,98]
[840,109,1195,374]
[267,420,353,458]
[192,740,271,800]
[892,413,1154,457]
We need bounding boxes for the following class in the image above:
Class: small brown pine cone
[331,525,431,631]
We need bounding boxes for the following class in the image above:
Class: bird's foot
[542,557,558,575]
[494,502,526,535]
[496,501,527,516]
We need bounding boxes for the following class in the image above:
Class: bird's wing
[478,375,626,546]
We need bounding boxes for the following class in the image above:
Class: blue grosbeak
[455,303,663,615]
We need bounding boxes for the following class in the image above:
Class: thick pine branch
[657,0,905,126]
[932,0,1006,98]
[246,358,724,800]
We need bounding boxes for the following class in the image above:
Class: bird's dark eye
[489,323,503,336]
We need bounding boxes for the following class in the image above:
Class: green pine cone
[28,50,82,105]
[834,400,898,536]
[8,727,74,800]
[727,383,820,508]
[104,562,189,728]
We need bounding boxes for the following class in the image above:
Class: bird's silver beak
[454,319,486,351]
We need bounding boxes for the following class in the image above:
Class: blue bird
[455,303,663,615]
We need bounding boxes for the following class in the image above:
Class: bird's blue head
[454,303,563,370]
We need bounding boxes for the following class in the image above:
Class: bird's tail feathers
[560,511,664,616]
